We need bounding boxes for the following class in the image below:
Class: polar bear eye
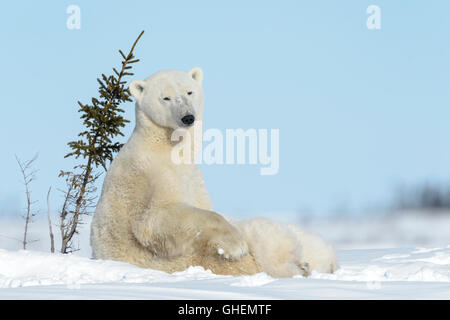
[163,97,171,101]
[187,91,193,95]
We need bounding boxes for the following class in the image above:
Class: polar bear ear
[129,80,146,101]
[188,67,203,85]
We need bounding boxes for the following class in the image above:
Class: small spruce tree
[59,30,144,253]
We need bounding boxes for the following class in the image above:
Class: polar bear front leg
[131,203,248,260]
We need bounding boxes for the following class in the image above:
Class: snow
[1,212,450,299]
[0,246,449,299]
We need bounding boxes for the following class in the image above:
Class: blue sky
[1,1,449,219]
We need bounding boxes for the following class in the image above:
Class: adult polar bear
[91,67,338,277]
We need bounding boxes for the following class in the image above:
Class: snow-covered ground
[0,212,449,299]
[0,246,449,299]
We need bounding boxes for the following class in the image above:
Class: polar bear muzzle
[181,114,195,126]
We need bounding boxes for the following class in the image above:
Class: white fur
[90,67,338,277]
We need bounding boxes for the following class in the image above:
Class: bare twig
[46,186,55,253]
[58,169,100,253]
[15,154,39,250]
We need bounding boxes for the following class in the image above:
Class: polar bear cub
[90,67,338,277]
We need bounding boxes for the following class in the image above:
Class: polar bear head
[129,67,204,130]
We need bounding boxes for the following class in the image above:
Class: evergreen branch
[60,30,144,254]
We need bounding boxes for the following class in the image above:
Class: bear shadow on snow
[90,67,338,277]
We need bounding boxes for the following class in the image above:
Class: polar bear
[90,67,338,277]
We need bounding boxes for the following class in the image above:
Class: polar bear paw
[216,241,248,260]
[298,262,311,277]
[207,226,249,260]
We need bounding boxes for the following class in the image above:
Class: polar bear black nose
[181,114,195,126]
